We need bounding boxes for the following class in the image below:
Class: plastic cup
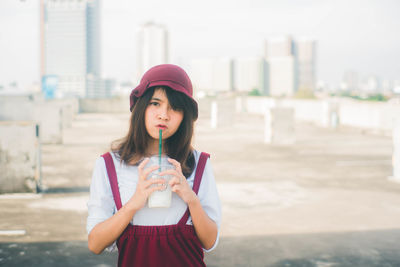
[146,155,174,208]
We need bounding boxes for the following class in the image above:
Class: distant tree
[333,91,388,102]
[248,88,262,96]
[294,88,315,99]
[365,94,387,102]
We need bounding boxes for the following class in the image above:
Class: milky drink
[147,155,174,208]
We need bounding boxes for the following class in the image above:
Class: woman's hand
[125,158,165,212]
[161,158,197,205]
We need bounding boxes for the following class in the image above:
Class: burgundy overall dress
[101,152,210,267]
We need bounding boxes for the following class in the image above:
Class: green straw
[158,129,162,172]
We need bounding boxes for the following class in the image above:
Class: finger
[168,176,181,187]
[138,158,150,173]
[147,179,168,193]
[149,185,166,194]
[159,169,180,177]
[145,178,166,188]
[167,158,182,173]
[141,165,160,180]
[170,184,181,193]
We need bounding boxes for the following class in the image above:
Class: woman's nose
[157,108,169,120]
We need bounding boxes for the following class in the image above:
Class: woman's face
[144,88,184,141]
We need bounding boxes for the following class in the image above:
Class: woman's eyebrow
[151,97,163,102]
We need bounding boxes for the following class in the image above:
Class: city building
[265,36,295,58]
[394,80,400,94]
[264,36,298,97]
[135,22,169,82]
[190,58,233,96]
[295,39,316,91]
[364,75,380,93]
[103,78,117,97]
[40,0,101,98]
[382,79,392,93]
[342,71,359,91]
[234,57,268,95]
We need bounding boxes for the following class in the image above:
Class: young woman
[86,64,222,267]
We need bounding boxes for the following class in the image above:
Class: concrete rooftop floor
[1,108,400,267]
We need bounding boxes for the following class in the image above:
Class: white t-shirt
[86,150,222,252]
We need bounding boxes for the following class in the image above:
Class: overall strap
[178,152,210,227]
[101,152,123,210]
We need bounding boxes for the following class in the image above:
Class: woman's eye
[150,102,159,106]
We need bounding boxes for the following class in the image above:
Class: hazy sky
[0,0,399,88]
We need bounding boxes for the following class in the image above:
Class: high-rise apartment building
[363,75,380,92]
[190,58,233,95]
[40,0,101,98]
[295,39,316,91]
[234,57,268,95]
[265,36,295,58]
[342,71,359,91]
[264,36,298,97]
[135,22,169,82]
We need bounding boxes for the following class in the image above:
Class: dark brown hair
[111,86,197,177]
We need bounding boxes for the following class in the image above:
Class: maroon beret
[129,64,198,119]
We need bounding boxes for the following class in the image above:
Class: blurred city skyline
[0,0,399,90]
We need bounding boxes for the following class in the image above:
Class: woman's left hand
[159,158,197,205]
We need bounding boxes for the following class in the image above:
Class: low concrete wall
[392,121,400,180]
[0,95,35,121]
[49,98,79,128]
[0,95,78,144]
[339,100,400,132]
[210,99,235,128]
[79,97,128,113]
[0,121,39,193]
[34,105,63,144]
[264,107,295,145]
[243,97,400,133]
[281,99,328,126]
[245,96,276,114]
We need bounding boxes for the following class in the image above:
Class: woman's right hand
[125,158,165,212]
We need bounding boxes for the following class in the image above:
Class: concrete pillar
[50,98,79,129]
[0,97,35,121]
[264,107,295,145]
[0,121,39,193]
[34,105,63,144]
[264,109,272,143]
[60,104,73,129]
[211,101,218,129]
[0,96,68,144]
[235,97,244,113]
[321,101,330,128]
[210,99,235,129]
[331,111,339,128]
[389,120,400,182]
[321,101,339,129]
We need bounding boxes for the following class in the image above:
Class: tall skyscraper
[342,71,359,91]
[40,0,101,98]
[265,36,295,58]
[190,58,233,94]
[264,36,298,97]
[295,39,316,91]
[234,57,268,95]
[135,22,169,82]
[363,75,380,92]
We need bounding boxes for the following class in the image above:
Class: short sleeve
[195,157,222,252]
[86,157,116,235]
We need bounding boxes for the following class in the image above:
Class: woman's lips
[157,124,167,130]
